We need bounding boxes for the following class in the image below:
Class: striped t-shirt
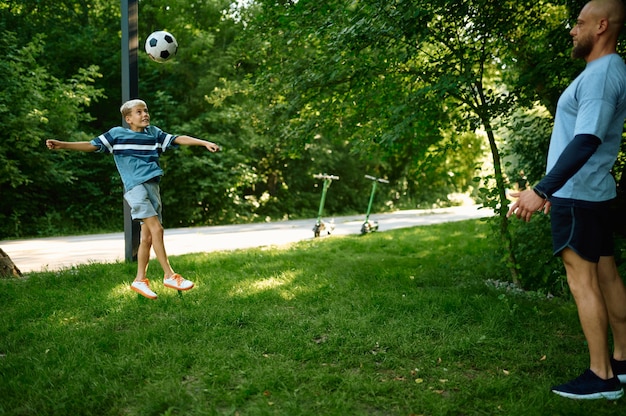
[90,125,178,192]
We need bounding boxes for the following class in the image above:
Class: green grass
[1,219,625,415]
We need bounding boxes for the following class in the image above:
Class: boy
[46,99,220,299]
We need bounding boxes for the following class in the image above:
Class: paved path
[0,205,492,273]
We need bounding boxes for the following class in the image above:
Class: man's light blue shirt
[547,53,626,202]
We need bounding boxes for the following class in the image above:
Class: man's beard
[571,33,593,59]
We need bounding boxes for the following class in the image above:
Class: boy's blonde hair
[120,99,147,118]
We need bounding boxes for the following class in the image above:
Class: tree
[407,0,535,282]
[245,0,562,281]
[0,248,22,278]
[0,0,273,235]
[241,0,487,216]
[0,32,106,238]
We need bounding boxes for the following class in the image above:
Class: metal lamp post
[121,0,140,261]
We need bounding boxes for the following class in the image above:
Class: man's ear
[597,17,609,34]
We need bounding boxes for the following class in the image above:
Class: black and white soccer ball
[145,31,178,63]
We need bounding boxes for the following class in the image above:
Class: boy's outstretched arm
[46,140,98,152]
[173,135,220,152]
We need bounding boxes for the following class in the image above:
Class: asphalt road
[1,205,492,273]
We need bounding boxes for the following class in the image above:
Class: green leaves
[0,31,106,237]
[0,0,606,252]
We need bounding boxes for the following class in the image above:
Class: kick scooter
[361,175,389,234]
[312,173,339,237]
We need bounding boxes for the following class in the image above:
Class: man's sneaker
[131,279,157,299]
[611,358,626,384]
[551,369,623,400]
[163,273,194,291]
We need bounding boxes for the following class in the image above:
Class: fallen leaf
[313,335,328,344]
[415,378,424,384]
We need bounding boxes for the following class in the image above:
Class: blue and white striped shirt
[91,125,178,191]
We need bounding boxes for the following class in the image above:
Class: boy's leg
[135,221,154,281]
[141,215,175,277]
[130,220,159,299]
[141,216,194,290]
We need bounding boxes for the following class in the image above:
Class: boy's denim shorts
[550,198,614,263]
[123,179,163,223]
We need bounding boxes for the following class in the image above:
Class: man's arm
[173,135,220,152]
[507,133,601,222]
[46,140,98,152]
[533,133,600,198]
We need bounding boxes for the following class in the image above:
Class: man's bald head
[587,0,625,35]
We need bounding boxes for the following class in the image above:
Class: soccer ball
[144,31,178,63]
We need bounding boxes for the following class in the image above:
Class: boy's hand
[46,140,62,150]
[205,142,220,152]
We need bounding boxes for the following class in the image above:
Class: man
[508,0,626,400]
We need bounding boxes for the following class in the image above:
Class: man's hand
[507,189,551,222]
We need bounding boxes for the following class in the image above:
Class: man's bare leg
[561,248,613,379]
[597,256,626,362]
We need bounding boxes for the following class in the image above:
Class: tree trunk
[483,118,520,285]
[0,248,22,278]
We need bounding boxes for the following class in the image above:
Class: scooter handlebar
[314,174,340,180]
[364,175,389,184]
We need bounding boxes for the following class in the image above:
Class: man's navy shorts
[550,197,614,263]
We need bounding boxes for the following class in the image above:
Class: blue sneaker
[611,358,626,384]
[551,369,623,400]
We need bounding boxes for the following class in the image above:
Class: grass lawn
[1,219,625,415]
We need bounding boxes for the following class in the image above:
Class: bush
[509,214,567,296]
